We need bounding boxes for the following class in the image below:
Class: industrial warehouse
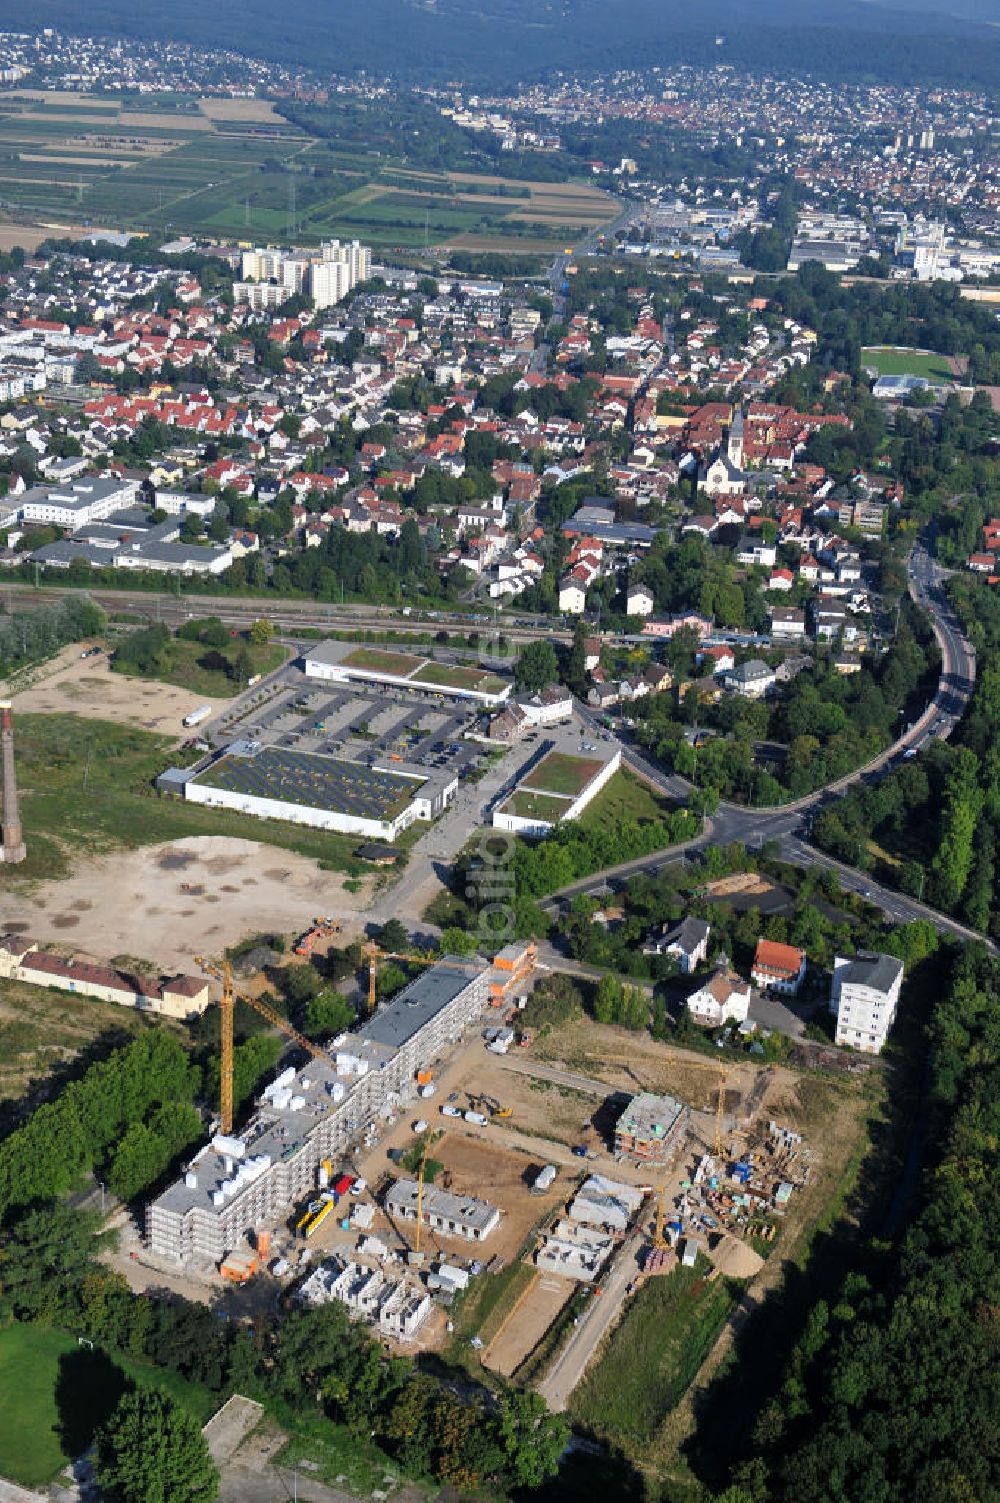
[158,742,453,841]
[146,959,491,1265]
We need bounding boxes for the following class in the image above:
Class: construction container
[256,1228,271,1259]
[416,1070,433,1086]
[220,1251,257,1284]
[531,1164,558,1195]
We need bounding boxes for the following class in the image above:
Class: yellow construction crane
[414,1128,438,1256]
[360,943,437,1016]
[651,1182,670,1251]
[195,954,333,1135]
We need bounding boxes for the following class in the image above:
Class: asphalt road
[548,544,986,948]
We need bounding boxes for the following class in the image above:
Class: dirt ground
[0,835,370,973]
[484,1269,574,1377]
[198,97,285,123]
[704,871,775,898]
[7,644,233,735]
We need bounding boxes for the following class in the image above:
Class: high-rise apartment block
[235,239,371,311]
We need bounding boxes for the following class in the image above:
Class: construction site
[126,922,822,1423]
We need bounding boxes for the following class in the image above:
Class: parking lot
[204,658,488,787]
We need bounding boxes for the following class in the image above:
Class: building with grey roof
[146,958,489,1266]
[384,1178,500,1242]
[830,952,904,1053]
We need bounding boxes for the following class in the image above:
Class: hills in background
[6,0,1000,89]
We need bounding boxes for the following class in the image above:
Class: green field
[412,659,508,694]
[0,714,380,886]
[505,789,572,822]
[342,645,423,676]
[522,750,604,796]
[112,637,287,696]
[570,1262,737,1452]
[342,645,508,694]
[861,346,955,383]
[0,1323,216,1488]
[576,768,673,836]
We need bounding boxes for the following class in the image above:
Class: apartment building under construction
[146,958,490,1266]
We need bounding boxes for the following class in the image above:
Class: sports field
[521,750,604,796]
[861,346,955,383]
[0,90,617,253]
[0,1323,216,1488]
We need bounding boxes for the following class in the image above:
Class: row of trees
[0,1031,199,1216]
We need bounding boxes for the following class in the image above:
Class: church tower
[727,406,744,470]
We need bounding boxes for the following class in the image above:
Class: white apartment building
[19,476,140,529]
[830,952,904,1053]
[237,240,371,310]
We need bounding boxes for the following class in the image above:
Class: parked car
[441,1104,462,1118]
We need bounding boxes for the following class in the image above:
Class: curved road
[548,543,985,949]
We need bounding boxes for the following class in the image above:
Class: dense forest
[714,944,1000,1501]
[9,0,1000,89]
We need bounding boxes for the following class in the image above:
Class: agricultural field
[0,89,617,253]
[861,345,956,383]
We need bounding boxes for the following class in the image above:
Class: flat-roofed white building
[830,952,904,1053]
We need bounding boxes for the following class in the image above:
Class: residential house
[686,964,751,1026]
[830,952,904,1054]
[644,916,710,973]
[751,939,806,996]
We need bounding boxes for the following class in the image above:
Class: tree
[439,925,478,957]
[304,991,355,1038]
[377,919,410,954]
[498,1391,569,1489]
[232,644,255,686]
[515,639,560,692]
[565,618,589,693]
[249,618,273,646]
[93,1389,219,1503]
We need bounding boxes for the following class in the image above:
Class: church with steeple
[698,406,747,498]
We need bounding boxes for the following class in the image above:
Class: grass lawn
[276,1409,403,1497]
[522,751,603,796]
[342,645,424,676]
[0,714,375,886]
[0,978,150,1108]
[0,1323,217,1488]
[570,1262,737,1451]
[861,346,954,383]
[505,789,571,822]
[412,660,509,694]
[576,768,673,834]
[112,637,287,697]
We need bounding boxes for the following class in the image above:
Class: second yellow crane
[195,954,333,1136]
